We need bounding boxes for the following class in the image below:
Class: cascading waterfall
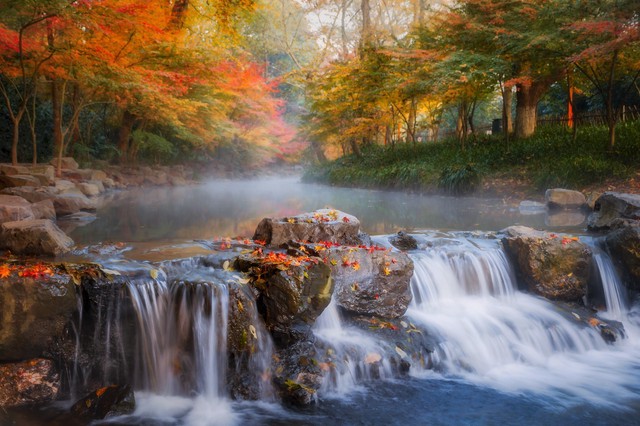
[405,234,640,406]
[127,278,229,398]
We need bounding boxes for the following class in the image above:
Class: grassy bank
[303,122,640,195]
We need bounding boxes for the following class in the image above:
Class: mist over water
[68,177,564,245]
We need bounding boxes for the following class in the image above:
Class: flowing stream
[7,178,640,425]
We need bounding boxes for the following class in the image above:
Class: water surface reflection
[69,177,580,245]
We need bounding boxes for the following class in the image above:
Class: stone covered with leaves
[234,248,333,345]
[253,209,364,247]
[327,246,413,319]
[502,226,592,302]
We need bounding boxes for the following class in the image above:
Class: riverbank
[303,122,640,203]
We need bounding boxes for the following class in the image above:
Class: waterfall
[314,300,394,395]
[128,279,229,398]
[593,252,628,320]
[407,238,607,374]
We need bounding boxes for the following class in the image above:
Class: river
[8,177,640,425]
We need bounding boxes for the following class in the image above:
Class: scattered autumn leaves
[0,263,54,280]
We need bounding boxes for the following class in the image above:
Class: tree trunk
[350,138,361,157]
[311,139,327,163]
[51,79,64,175]
[502,86,513,134]
[360,0,371,49]
[407,98,417,144]
[11,118,20,166]
[118,110,137,164]
[169,0,189,30]
[515,84,539,139]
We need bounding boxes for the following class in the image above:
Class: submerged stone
[69,384,135,420]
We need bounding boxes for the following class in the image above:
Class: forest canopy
[0,0,638,169]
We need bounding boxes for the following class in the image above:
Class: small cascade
[314,300,394,395]
[594,252,628,320]
[406,236,611,390]
[128,278,229,398]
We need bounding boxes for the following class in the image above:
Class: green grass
[303,121,640,194]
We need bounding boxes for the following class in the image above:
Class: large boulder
[253,209,364,247]
[31,199,56,220]
[50,157,79,170]
[27,165,55,183]
[605,225,640,291]
[0,164,29,176]
[1,186,59,203]
[0,359,60,407]
[51,192,97,216]
[0,264,77,360]
[326,246,413,318]
[0,174,41,189]
[0,194,35,223]
[234,250,333,345]
[77,182,102,197]
[54,179,77,193]
[588,192,640,231]
[0,219,74,256]
[502,226,592,302]
[545,188,587,210]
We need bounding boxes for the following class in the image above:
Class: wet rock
[52,192,97,216]
[0,174,41,189]
[605,225,640,291]
[545,188,587,210]
[327,247,413,318]
[30,173,54,186]
[588,192,640,231]
[389,231,418,251]
[0,194,35,223]
[31,199,56,220]
[502,226,592,302]
[0,266,77,360]
[0,359,60,407]
[234,251,333,345]
[50,157,79,170]
[169,175,188,186]
[227,282,274,400]
[253,209,364,247]
[0,219,74,256]
[69,384,135,420]
[272,340,321,406]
